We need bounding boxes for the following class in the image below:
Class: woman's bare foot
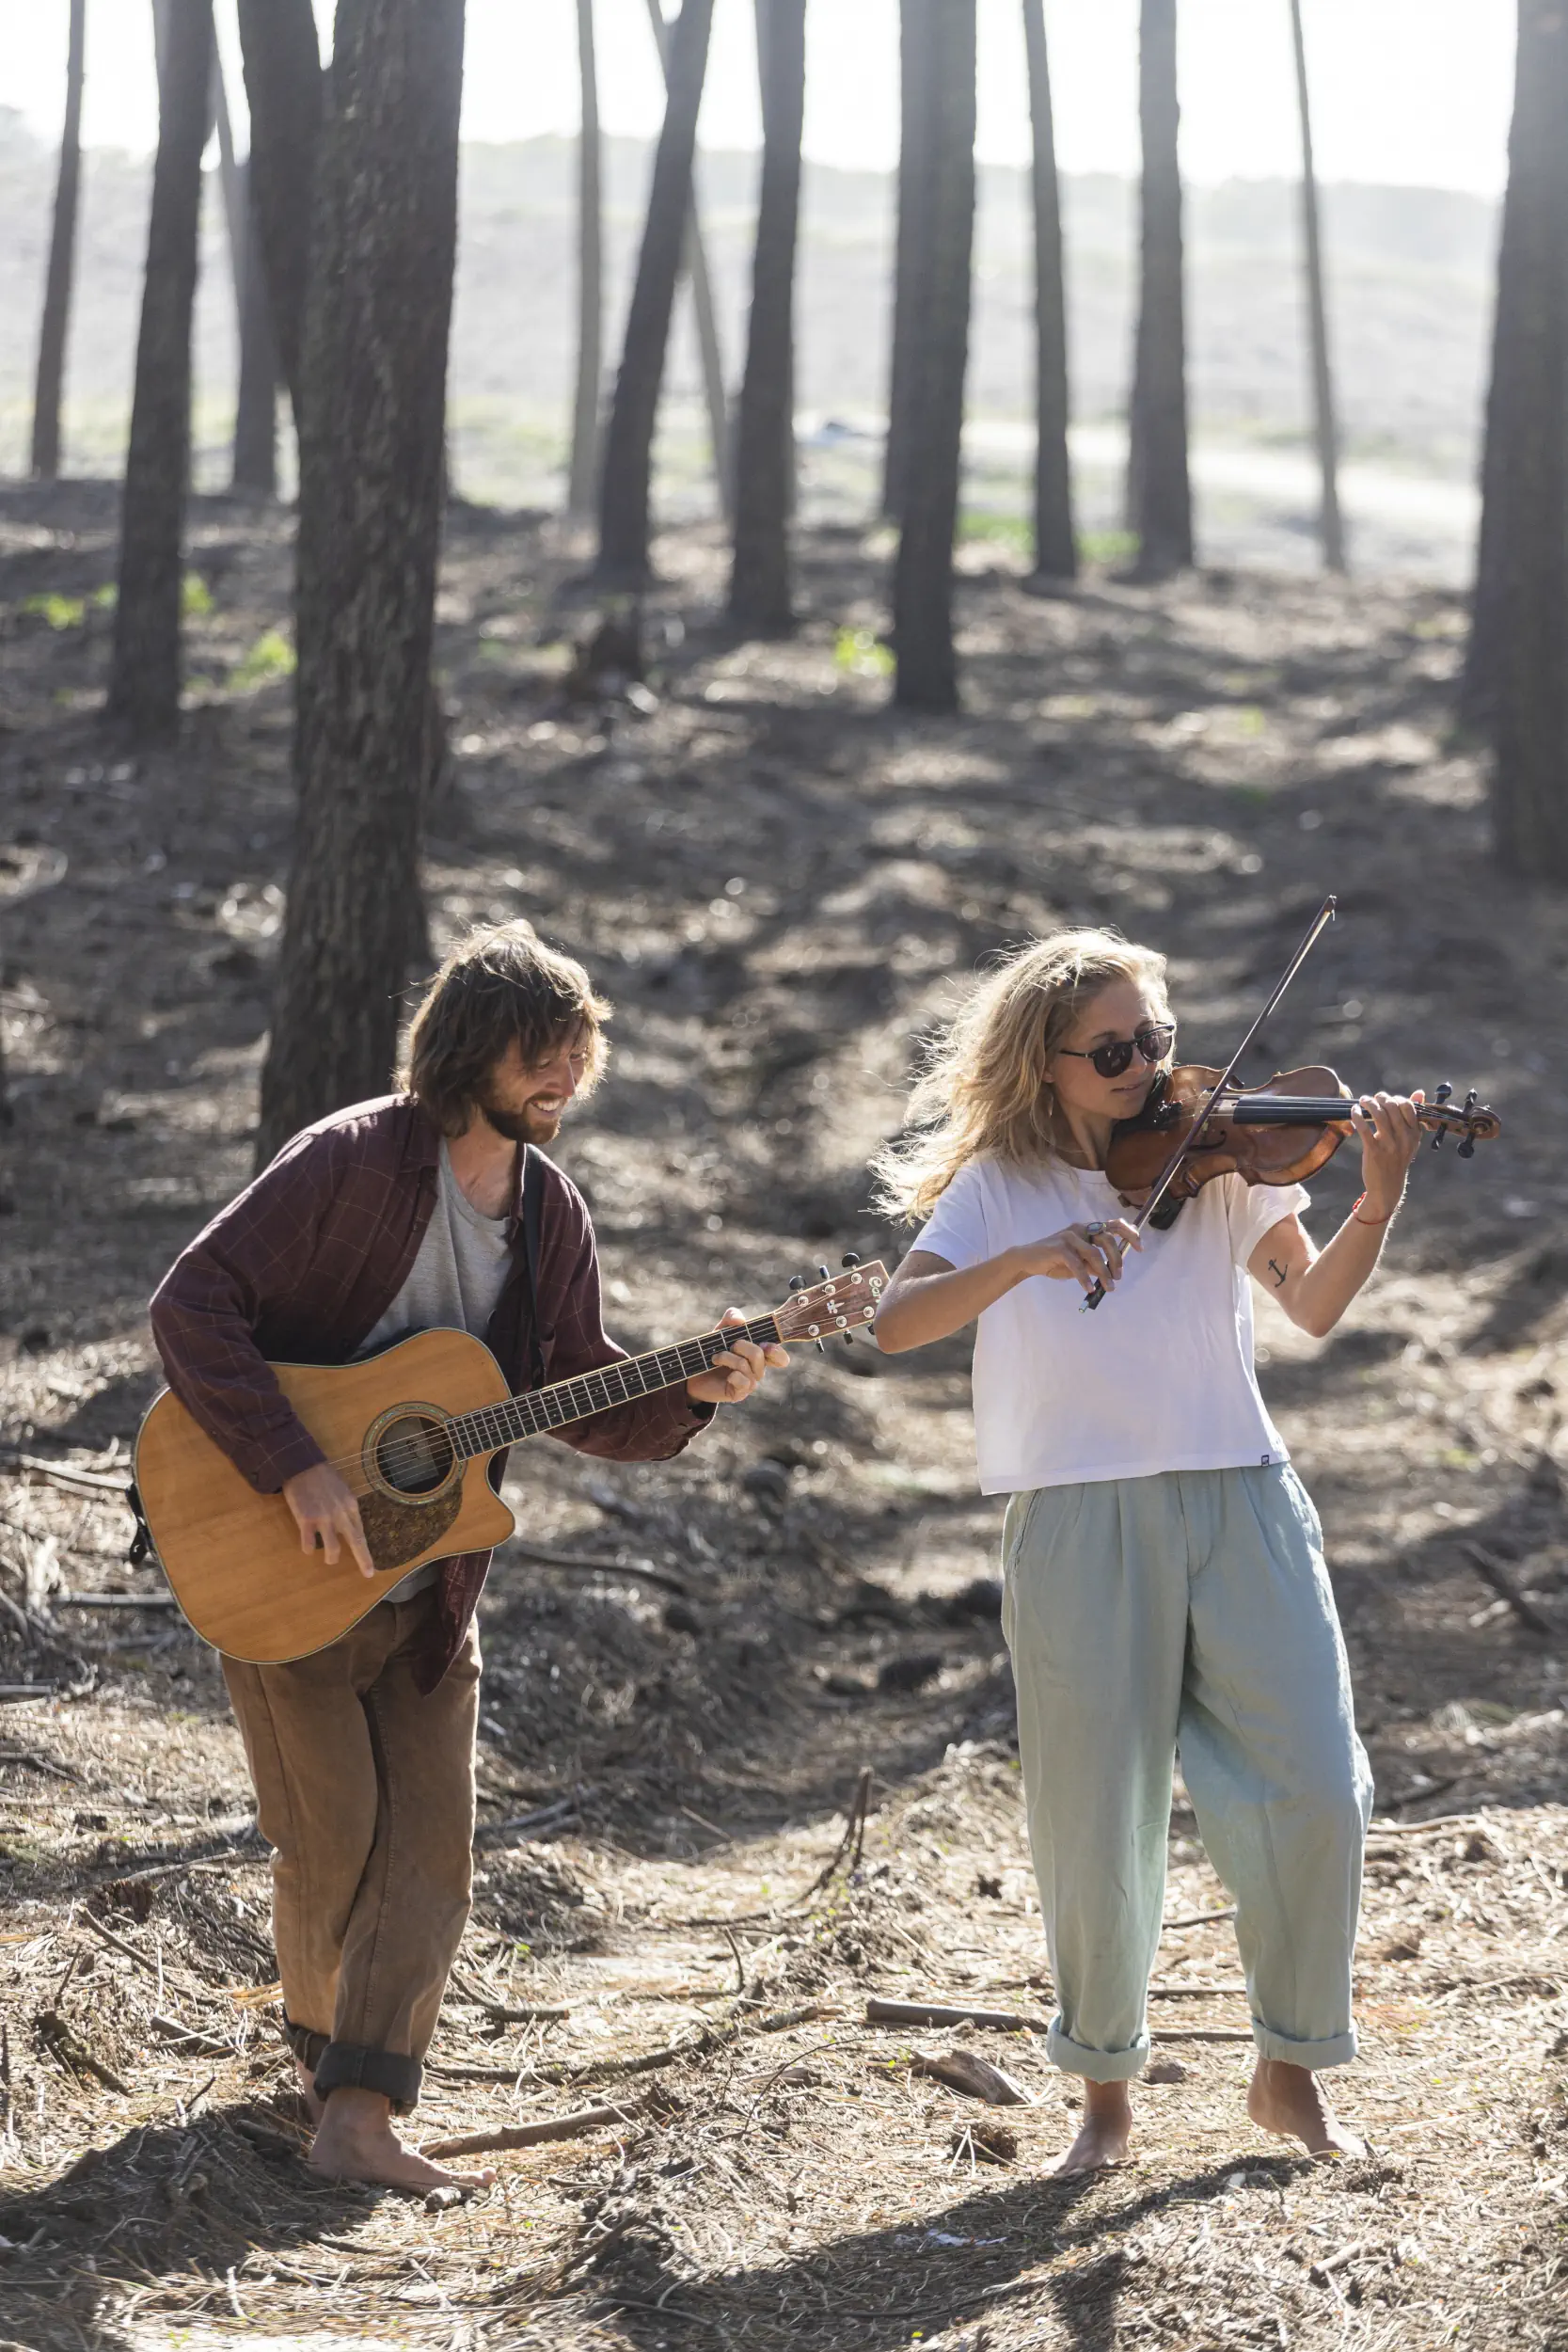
[1246,2059,1365,2159]
[1052,2078,1132,2175]
[293,2058,325,2128]
[308,2087,496,2193]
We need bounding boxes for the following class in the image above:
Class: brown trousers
[222,1592,480,2110]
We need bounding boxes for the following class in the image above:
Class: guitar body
[135,1328,516,1664]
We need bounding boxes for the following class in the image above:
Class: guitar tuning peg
[842,1330,855,1345]
[788,1274,806,1293]
[841,1251,862,1269]
[817,1263,832,1282]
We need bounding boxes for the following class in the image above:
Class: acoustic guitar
[134,1261,887,1664]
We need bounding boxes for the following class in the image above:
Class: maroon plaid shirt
[149,1094,712,1689]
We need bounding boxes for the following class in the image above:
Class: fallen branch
[507,1542,691,1598]
[150,2012,237,2057]
[56,1592,178,1610]
[867,1997,1044,2034]
[1461,1541,1551,1636]
[1164,1907,1236,1930]
[420,2101,641,2159]
[791,1765,874,1907]
[449,1968,570,2026]
[1369,1810,1486,1838]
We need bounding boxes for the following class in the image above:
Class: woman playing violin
[872,930,1423,2175]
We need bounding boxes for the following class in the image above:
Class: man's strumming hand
[282,1463,376,1579]
[686,1307,790,1406]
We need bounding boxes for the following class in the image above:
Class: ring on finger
[1084,1221,1105,1241]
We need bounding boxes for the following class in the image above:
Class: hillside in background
[0,115,1497,571]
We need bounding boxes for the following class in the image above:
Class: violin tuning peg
[1463,1089,1478,1113]
[1433,1082,1453,1104]
[841,1251,862,1269]
[1457,1136,1476,1160]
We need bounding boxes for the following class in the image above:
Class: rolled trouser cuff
[1047,2018,1150,2082]
[312,2040,423,2113]
[281,2012,330,2074]
[1252,2020,1357,2069]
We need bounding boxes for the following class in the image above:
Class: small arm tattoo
[1267,1258,1289,1288]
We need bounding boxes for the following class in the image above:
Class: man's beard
[477,1095,560,1146]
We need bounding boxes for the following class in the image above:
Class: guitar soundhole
[372,1412,455,1498]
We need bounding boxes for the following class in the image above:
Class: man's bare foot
[1247,2059,1366,2159]
[308,2087,496,2194]
[293,2058,325,2128]
[1052,2078,1132,2176]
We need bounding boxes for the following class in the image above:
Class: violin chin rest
[1147,1195,1187,1232]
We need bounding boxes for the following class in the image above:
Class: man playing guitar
[150,922,786,2192]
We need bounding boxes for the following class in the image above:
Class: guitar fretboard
[447,1311,784,1459]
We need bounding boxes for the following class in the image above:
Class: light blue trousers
[1001,1464,1373,2083]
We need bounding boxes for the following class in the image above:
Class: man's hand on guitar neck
[283,1464,376,1579]
[685,1307,790,1407]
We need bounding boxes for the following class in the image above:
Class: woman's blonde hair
[871,929,1171,1222]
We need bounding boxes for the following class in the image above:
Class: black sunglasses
[1056,1022,1176,1080]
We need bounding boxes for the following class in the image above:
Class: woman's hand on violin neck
[1014,1219,1143,1294]
[1350,1089,1424,1216]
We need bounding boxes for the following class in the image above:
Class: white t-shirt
[913,1157,1308,1496]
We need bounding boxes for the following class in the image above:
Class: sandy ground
[0,486,1564,2347]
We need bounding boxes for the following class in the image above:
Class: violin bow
[1082,893,1338,1311]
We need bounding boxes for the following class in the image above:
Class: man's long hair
[870,929,1171,1223]
[401,922,610,1136]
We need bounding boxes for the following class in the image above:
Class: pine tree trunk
[1126,0,1193,577]
[638,0,732,520]
[256,0,465,1166]
[234,0,323,424]
[727,0,806,634]
[566,0,603,518]
[594,0,717,586]
[105,0,213,740]
[1485,1,1568,878]
[30,0,87,482]
[231,160,280,497]
[1289,0,1344,573]
[1465,0,1564,736]
[892,0,975,714]
[882,0,938,522]
[1022,0,1074,581]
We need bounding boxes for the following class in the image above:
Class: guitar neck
[446,1311,784,1458]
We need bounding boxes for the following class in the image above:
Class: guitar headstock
[1420,1084,1502,1159]
[772,1259,887,1343]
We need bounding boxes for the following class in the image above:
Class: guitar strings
[292,1311,799,1491]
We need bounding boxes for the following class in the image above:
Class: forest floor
[0,486,1565,2350]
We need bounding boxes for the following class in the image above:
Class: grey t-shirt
[356,1141,514,1603]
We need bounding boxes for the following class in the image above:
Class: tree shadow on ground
[580,2151,1315,2351]
[0,2102,386,2352]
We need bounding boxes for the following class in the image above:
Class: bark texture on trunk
[1126,0,1193,577]
[256,0,466,1166]
[567,0,603,517]
[882,0,937,522]
[105,0,213,740]
[594,0,717,583]
[727,0,806,634]
[1465,0,1565,737]
[639,0,732,520]
[231,159,280,497]
[1288,0,1344,573]
[1022,0,1074,580]
[1482,1,1568,879]
[30,0,87,482]
[235,0,323,423]
[892,0,975,714]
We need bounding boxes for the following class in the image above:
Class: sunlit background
[1,1,1520,576]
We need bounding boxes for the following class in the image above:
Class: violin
[1104,1066,1502,1230]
